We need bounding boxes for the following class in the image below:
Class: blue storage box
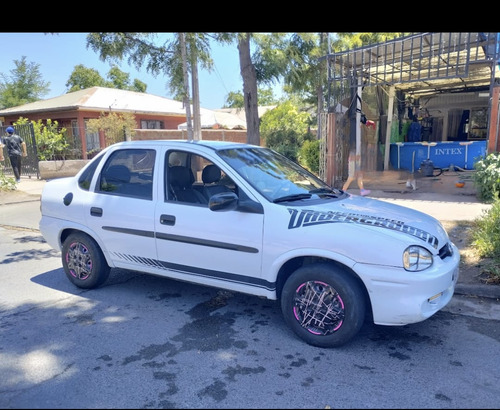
[390,141,487,171]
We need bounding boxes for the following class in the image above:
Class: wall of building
[133,129,251,144]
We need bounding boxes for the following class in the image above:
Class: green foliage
[299,139,320,174]
[66,64,148,93]
[66,64,106,92]
[472,152,500,202]
[471,198,500,282]
[0,56,50,109]
[224,91,245,108]
[16,117,69,161]
[0,168,17,191]
[86,111,137,146]
[224,87,277,108]
[260,101,313,162]
[86,32,216,100]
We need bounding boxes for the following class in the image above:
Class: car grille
[439,242,454,259]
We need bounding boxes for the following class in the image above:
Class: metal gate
[0,123,40,179]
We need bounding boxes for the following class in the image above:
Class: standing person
[342,150,371,196]
[406,116,422,190]
[3,126,27,183]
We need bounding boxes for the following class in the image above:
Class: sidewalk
[1,173,499,300]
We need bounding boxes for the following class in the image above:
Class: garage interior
[320,32,500,187]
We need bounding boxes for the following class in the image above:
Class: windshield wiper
[273,193,312,203]
[309,188,340,197]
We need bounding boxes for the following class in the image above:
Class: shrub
[0,168,17,191]
[471,197,500,283]
[15,117,69,161]
[471,198,500,258]
[473,152,500,202]
[299,139,320,175]
[260,101,313,163]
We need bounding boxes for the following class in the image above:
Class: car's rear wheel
[281,263,366,348]
[62,232,110,289]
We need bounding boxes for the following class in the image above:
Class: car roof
[111,139,259,152]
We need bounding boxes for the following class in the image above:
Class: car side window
[98,149,155,200]
[78,154,104,191]
[165,151,236,204]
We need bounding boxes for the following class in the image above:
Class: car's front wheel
[281,263,366,348]
[62,232,110,289]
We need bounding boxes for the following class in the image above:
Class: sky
[0,32,249,110]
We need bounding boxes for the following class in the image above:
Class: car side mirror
[208,192,238,211]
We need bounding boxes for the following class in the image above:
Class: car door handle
[90,207,103,217]
[160,214,176,225]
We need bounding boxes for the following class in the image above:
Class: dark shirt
[3,133,24,156]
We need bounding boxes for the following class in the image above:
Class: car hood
[286,194,450,252]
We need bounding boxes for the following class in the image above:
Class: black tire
[281,263,366,348]
[61,232,110,289]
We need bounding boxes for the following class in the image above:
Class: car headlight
[403,245,433,271]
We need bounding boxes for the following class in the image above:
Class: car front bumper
[356,242,460,326]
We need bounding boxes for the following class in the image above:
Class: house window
[141,120,164,129]
[84,120,100,151]
[71,120,79,138]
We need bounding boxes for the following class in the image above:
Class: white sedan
[39,140,460,348]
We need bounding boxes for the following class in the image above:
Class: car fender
[267,246,358,282]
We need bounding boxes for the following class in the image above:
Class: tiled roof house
[0,86,247,157]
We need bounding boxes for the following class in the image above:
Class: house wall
[133,129,251,144]
[133,113,186,130]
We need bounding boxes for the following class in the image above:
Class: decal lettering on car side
[288,208,439,249]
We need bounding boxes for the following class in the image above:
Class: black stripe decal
[112,252,274,292]
[155,232,258,253]
[102,226,155,238]
[288,208,439,249]
[102,226,259,253]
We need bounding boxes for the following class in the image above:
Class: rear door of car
[83,146,158,271]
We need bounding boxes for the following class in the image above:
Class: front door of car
[154,200,266,294]
[83,148,158,271]
[153,152,266,295]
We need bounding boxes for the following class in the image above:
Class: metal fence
[0,123,40,179]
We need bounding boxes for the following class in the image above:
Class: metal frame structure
[320,32,500,187]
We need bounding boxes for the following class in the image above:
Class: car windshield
[217,147,341,202]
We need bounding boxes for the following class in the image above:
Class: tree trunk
[316,32,326,141]
[179,33,193,141]
[238,33,260,146]
[190,42,202,141]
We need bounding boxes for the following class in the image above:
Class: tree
[260,100,313,162]
[106,65,147,92]
[86,111,137,146]
[223,87,277,108]
[238,34,260,145]
[0,56,50,108]
[66,64,106,92]
[224,91,245,108]
[66,64,147,93]
[85,32,221,141]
